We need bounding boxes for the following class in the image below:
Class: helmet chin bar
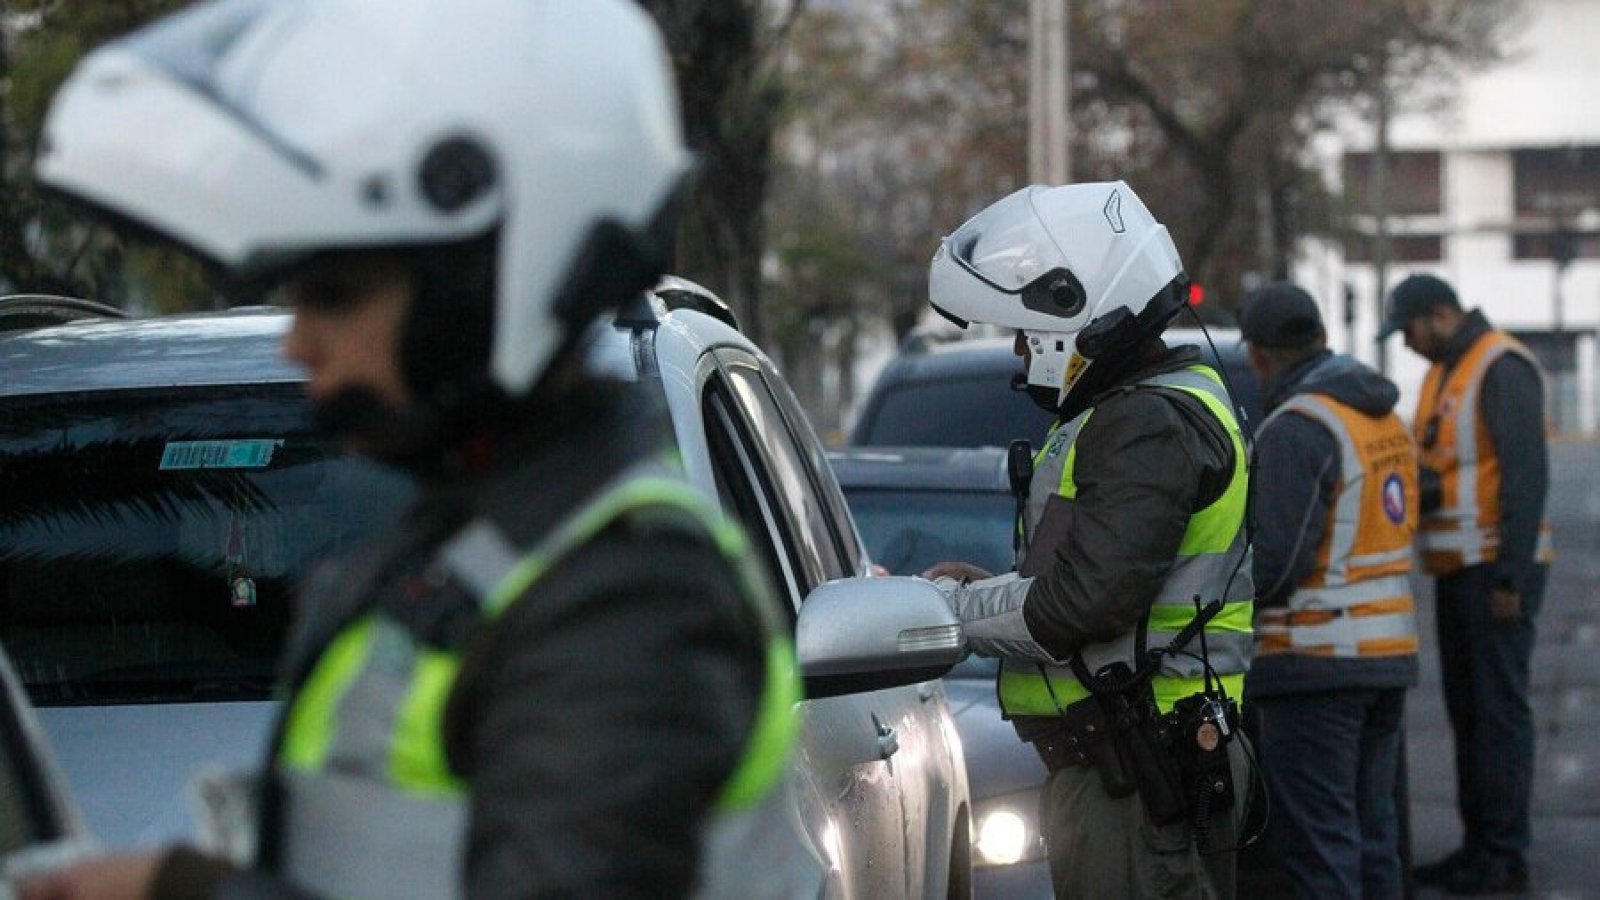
[1024,330,1093,409]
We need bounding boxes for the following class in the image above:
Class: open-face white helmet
[35,0,691,400]
[928,182,1187,409]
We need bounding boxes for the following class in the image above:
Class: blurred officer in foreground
[1239,283,1419,898]
[24,1,802,898]
[922,182,1255,899]
[1381,274,1552,896]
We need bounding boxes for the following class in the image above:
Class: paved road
[1408,438,1600,899]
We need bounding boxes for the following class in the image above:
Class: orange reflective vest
[1256,392,1420,659]
[1413,330,1555,575]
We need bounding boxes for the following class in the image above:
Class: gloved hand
[921,561,992,584]
[922,571,1061,665]
[1490,584,1522,622]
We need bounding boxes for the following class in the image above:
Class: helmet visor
[121,0,321,176]
[946,188,1071,295]
[942,188,1088,321]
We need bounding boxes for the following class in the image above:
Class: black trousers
[1434,562,1546,869]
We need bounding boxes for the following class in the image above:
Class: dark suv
[0,297,415,847]
[851,327,1261,450]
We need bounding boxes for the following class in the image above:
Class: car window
[749,358,864,577]
[843,486,1016,578]
[702,353,856,606]
[703,386,805,618]
[0,385,411,705]
[716,354,854,585]
[856,377,1052,449]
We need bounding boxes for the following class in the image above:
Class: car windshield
[858,379,1052,449]
[0,385,411,705]
[843,486,1016,580]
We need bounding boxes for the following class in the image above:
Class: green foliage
[639,0,796,344]
[776,0,1525,335]
[1,0,210,309]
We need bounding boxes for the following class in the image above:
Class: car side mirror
[795,576,965,699]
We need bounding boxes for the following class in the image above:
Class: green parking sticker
[160,439,284,470]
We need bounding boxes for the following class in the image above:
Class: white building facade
[1300,0,1600,433]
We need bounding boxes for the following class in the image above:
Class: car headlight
[972,791,1046,867]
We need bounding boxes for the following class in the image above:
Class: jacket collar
[1263,349,1334,412]
[1440,309,1494,366]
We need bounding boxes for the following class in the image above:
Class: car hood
[942,675,1047,800]
[35,701,278,848]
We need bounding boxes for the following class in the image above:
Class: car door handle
[873,713,899,760]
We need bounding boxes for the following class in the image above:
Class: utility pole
[1370,58,1394,377]
[1029,0,1070,185]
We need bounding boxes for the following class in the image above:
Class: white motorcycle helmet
[928,182,1188,410]
[35,0,691,405]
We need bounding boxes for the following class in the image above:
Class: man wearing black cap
[1382,273,1552,895]
[1240,282,1421,898]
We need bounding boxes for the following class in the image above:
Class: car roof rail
[0,294,128,333]
[650,274,740,331]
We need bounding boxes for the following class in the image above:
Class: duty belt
[1013,712,1096,772]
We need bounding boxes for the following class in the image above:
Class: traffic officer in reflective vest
[1239,282,1420,899]
[921,182,1255,899]
[1381,274,1553,896]
[24,1,804,898]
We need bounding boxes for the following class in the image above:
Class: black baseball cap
[1378,274,1458,340]
[1239,282,1325,349]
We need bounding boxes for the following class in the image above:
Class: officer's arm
[1250,413,1338,608]
[1481,353,1549,592]
[448,529,765,900]
[1021,390,1220,660]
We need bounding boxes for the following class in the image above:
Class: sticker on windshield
[160,439,284,470]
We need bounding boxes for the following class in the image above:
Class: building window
[1513,146,1600,217]
[1343,151,1442,216]
[1344,234,1442,263]
[1512,230,1599,263]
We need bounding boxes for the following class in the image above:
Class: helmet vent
[419,137,497,213]
[1103,190,1126,233]
[361,175,391,208]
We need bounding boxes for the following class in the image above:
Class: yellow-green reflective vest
[999,366,1255,716]
[272,465,803,900]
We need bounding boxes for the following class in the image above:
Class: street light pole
[1029,0,1070,185]
[1370,58,1393,377]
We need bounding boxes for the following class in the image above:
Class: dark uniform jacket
[1023,343,1240,660]
[1247,349,1420,697]
[156,383,767,900]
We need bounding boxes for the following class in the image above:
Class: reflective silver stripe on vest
[280,769,466,900]
[1281,572,1412,609]
[1417,523,1554,558]
[1350,546,1414,570]
[1137,368,1255,671]
[323,617,421,781]
[1019,413,1089,563]
[1260,389,1367,583]
[437,519,523,604]
[438,458,683,616]
[437,464,824,900]
[1419,341,1499,561]
[1256,573,1415,656]
[1419,340,1539,563]
[1021,366,1254,683]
